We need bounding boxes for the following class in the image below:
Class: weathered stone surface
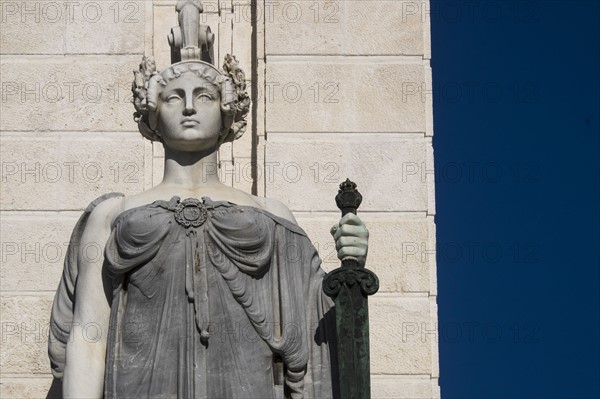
[0,133,146,210]
[424,9,432,61]
[217,10,233,67]
[219,147,234,187]
[0,294,53,374]
[143,140,154,190]
[220,160,234,186]
[64,1,145,54]
[296,213,432,293]
[219,142,233,162]
[0,213,78,292]
[152,5,178,69]
[153,141,165,158]
[266,61,427,133]
[427,138,436,215]
[231,142,264,195]
[232,123,255,159]
[230,71,254,162]
[255,60,266,137]
[0,1,145,55]
[431,378,441,398]
[369,296,433,374]
[1,56,140,132]
[0,377,57,399]
[232,10,252,71]
[230,157,255,194]
[425,66,434,136]
[256,139,266,197]
[253,3,265,59]
[265,134,428,212]
[153,155,165,186]
[371,376,432,398]
[0,1,65,54]
[265,1,425,56]
[428,216,438,296]
[143,1,154,55]
[429,297,439,379]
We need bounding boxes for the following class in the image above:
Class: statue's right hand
[330,213,369,267]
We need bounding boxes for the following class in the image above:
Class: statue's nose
[183,96,196,115]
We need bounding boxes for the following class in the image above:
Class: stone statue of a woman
[48,3,368,398]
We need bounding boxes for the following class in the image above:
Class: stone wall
[0,1,438,397]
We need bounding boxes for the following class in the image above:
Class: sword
[323,179,379,399]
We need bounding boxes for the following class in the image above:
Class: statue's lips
[181,118,200,127]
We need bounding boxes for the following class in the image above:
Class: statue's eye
[166,95,181,103]
[197,93,213,102]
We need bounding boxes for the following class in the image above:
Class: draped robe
[49,195,337,398]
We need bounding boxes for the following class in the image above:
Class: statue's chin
[167,141,220,154]
[160,132,221,154]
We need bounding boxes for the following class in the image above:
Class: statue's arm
[62,198,122,398]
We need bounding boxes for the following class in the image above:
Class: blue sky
[431,1,600,397]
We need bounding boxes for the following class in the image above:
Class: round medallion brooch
[174,198,208,228]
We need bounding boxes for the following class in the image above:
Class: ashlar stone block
[232,121,255,160]
[0,1,145,55]
[64,1,146,54]
[371,376,433,399]
[431,378,441,398]
[425,66,434,136]
[266,1,426,56]
[229,156,255,194]
[143,139,154,190]
[429,296,440,379]
[0,1,65,54]
[369,296,434,375]
[152,5,178,69]
[266,61,427,133]
[1,56,141,132]
[426,137,436,215]
[265,134,429,212]
[217,10,233,67]
[428,216,438,296]
[153,155,165,186]
[0,213,78,292]
[232,10,252,71]
[256,139,266,197]
[0,294,54,374]
[0,377,56,399]
[0,133,146,210]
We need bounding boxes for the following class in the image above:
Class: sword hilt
[336,179,362,267]
[336,178,362,217]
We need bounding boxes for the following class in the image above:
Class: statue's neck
[161,147,221,187]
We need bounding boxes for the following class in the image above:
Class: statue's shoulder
[90,190,170,228]
[255,196,297,225]
[83,194,126,233]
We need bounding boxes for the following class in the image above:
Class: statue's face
[157,71,222,152]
